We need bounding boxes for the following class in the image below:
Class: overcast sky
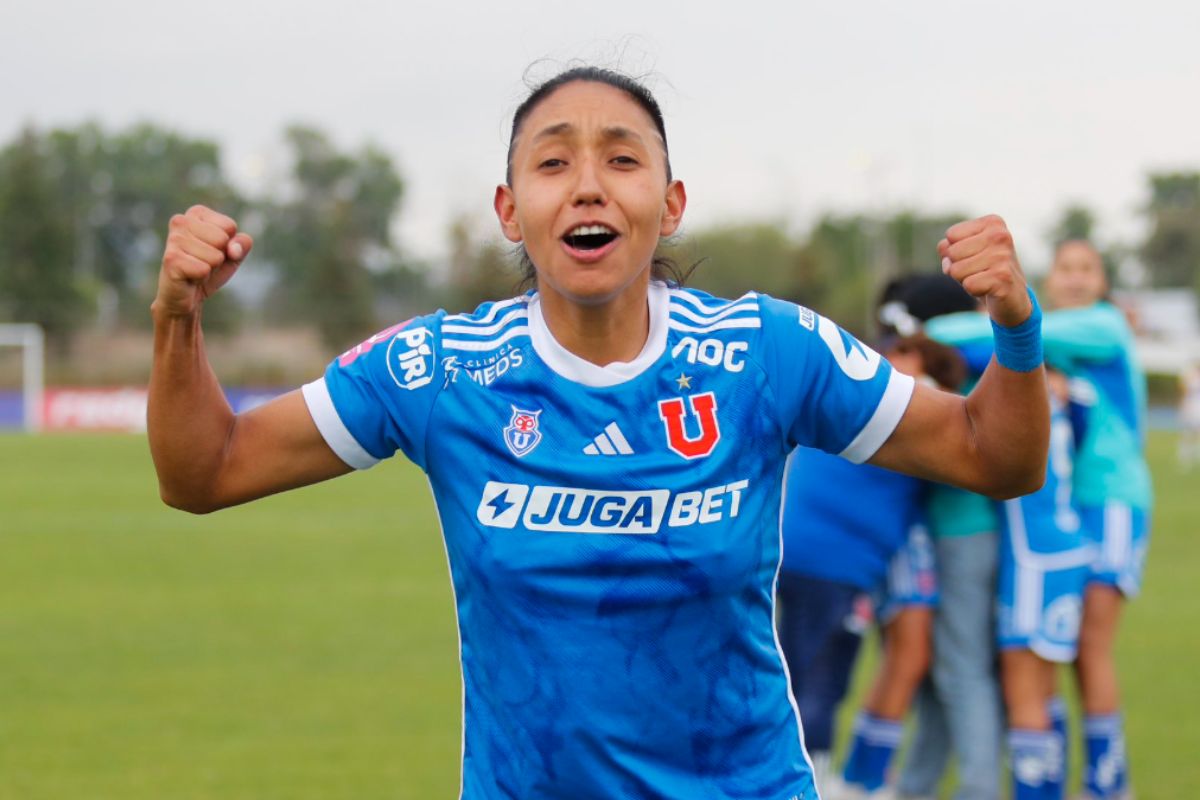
[4,0,1198,273]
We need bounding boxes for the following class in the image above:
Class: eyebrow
[530,123,649,147]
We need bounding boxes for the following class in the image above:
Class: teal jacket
[925,302,1152,511]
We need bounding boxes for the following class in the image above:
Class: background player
[926,241,1150,800]
[147,67,1049,799]
[776,277,965,796]
[997,370,1091,800]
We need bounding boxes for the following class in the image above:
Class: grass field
[1,432,1196,799]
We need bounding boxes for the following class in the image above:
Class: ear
[494,184,523,243]
[659,179,687,237]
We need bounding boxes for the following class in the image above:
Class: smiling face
[495,80,686,307]
[1046,240,1108,309]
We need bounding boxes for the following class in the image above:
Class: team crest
[658,391,721,459]
[504,406,543,458]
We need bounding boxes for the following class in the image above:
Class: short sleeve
[301,313,445,471]
[758,295,914,463]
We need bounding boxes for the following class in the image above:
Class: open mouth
[562,224,619,251]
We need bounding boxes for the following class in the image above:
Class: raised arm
[870,215,1049,499]
[924,300,1127,364]
[147,205,351,513]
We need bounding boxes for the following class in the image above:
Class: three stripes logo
[583,422,634,456]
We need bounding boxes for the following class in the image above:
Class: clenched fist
[939,215,1032,328]
[153,205,253,319]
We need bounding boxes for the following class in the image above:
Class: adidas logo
[583,422,634,456]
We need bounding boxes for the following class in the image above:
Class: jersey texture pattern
[302,283,914,800]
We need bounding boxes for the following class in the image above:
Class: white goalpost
[0,323,45,432]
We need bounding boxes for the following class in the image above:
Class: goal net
[0,324,44,432]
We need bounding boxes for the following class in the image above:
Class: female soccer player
[775,276,967,798]
[925,241,1150,800]
[148,67,1048,800]
[1045,242,1150,800]
[995,371,1090,800]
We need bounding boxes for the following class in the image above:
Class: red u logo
[658,392,721,459]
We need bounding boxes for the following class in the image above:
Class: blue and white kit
[996,401,1091,662]
[301,283,914,800]
[873,521,939,626]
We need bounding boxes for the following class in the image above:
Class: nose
[570,158,606,207]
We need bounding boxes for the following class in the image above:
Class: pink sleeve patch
[337,319,415,367]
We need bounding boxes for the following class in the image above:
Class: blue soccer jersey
[301,283,914,800]
[780,447,924,590]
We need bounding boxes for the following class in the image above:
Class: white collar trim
[528,282,669,387]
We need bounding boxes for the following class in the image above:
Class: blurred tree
[1140,172,1200,291]
[670,211,966,338]
[1045,204,1129,286]
[0,129,90,351]
[886,211,969,273]
[1048,204,1097,246]
[796,215,874,335]
[445,214,522,313]
[257,126,406,349]
[684,223,802,302]
[0,122,244,337]
[43,123,241,326]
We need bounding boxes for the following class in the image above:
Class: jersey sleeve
[1040,304,1128,364]
[757,295,915,463]
[924,310,992,346]
[927,304,1127,366]
[300,313,445,471]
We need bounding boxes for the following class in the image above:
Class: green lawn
[1,433,1196,798]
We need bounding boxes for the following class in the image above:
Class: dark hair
[505,66,688,288]
[890,334,968,391]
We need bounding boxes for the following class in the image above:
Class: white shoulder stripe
[301,378,380,470]
[442,296,527,326]
[442,325,530,352]
[669,289,759,312]
[441,309,528,337]
[839,370,915,464]
[668,318,762,333]
[669,300,759,325]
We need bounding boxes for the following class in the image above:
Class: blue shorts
[1079,502,1151,598]
[873,524,938,625]
[997,499,1091,661]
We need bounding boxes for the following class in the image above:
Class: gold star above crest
[676,373,692,390]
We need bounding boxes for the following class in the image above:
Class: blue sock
[842,713,903,791]
[1045,697,1068,798]
[1047,695,1068,742]
[1084,713,1128,798]
[1009,728,1062,800]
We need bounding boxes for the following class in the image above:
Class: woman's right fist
[153,205,253,318]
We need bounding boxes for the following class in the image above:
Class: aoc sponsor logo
[476,479,749,534]
[386,325,436,390]
[671,336,748,373]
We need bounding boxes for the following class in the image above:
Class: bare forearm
[147,306,236,511]
[961,358,1049,497]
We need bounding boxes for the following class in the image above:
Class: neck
[536,279,652,367]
